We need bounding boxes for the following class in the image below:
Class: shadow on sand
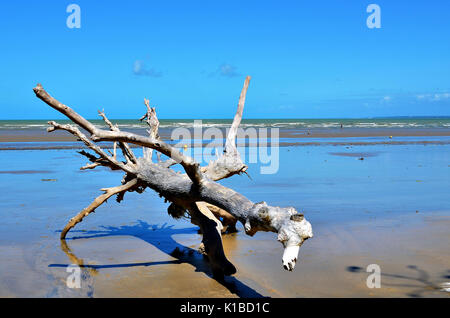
[49,220,266,298]
[347,265,450,297]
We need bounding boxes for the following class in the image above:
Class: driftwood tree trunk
[33,76,313,278]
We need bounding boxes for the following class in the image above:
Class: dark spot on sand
[347,266,363,273]
[329,152,379,158]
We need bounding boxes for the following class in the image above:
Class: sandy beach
[2,126,450,143]
[0,126,449,298]
[3,0,450,306]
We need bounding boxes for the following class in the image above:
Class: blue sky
[0,0,449,119]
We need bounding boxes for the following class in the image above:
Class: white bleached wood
[33,77,313,276]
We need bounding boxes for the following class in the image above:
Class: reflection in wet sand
[50,221,265,298]
[2,142,449,297]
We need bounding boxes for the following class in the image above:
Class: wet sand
[329,152,380,158]
[89,214,450,298]
[1,127,450,143]
[1,209,448,298]
[0,170,53,174]
[0,135,449,298]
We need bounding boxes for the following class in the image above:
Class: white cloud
[433,93,450,101]
[278,104,295,110]
[379,95,391,104]
[209,63,240,78]
[416,92,450,102]
[133,60,163,77]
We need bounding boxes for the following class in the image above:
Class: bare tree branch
[227,75,251,151]
[33,77,313,276]
[140,98,160,161]
[98,110,137,164]
[201,76,251,181]
[80,162,101,170]
[47,121,134,174]
[60,178,139,239]
[33,85,203,184]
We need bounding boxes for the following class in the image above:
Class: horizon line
[1,115,450,121]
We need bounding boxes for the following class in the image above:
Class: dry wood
[33,76,313,276]
[60,179,139,239]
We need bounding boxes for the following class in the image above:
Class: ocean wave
[1,119,450,130]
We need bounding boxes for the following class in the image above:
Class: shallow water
[0,141,449,297]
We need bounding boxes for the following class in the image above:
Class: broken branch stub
[32,76,313,276]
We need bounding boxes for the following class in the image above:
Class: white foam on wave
[1,119,450,130]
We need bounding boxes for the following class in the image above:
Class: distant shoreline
[1,117,450,130]
[1,127,450,150]
[2,126,450,139]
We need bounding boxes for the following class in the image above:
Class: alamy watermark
[366,264,381,288]
[66,264,81,288]
[66,4,81,29]
[64,5,382,29]
[366,4,381,29]
[170,121,280,174]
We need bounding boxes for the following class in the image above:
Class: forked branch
[47,121,134,174]
[201,76,251,181]
[60,178,139,239]
[33,84,203,184]
[98,110,137,164]
[33,77,313,275]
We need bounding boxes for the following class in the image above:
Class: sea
[0,117,450,130]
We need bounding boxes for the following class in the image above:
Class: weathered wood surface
[33,76,313,277]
